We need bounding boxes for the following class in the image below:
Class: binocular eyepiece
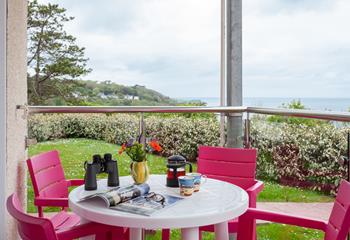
[84,153,120,191]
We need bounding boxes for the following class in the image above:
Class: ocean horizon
[178,97,350,112]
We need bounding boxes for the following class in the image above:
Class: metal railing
[18,105,350,122]
[18,104,350,186]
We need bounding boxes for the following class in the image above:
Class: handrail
[246,107,350,122]
[17,105,350,122]
[20,105,247,114]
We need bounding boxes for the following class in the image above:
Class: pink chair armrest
[238,208,328,240]
[246,180,264,207]
[56,222,125,240]
[34,197,69,207]
[242,208,327,230]
[66,179,84,187]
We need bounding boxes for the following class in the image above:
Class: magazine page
[110,193,184,216]
[78,184,150,207]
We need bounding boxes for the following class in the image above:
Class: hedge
[251,119,348,193]
[28,114,220,161]
[28,114,349,193]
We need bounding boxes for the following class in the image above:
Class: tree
[27,0,91,105]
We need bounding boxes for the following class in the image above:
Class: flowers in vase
[118,137,162,162]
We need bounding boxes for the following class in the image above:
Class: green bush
[145,117,220,160]
[28,113,348,193]
[251,118,348,193]
[28,114,219,161]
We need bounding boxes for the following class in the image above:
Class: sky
[39,0,350,99]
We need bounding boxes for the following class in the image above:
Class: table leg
[214,221,229,240]
[181,227,199,240]
[130,228,143,240]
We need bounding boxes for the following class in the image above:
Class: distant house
[125,95,139,100]
[98,93,119,99]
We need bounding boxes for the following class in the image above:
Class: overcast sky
[39,0,350,98]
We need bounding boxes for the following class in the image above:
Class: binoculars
[84,153,119,191]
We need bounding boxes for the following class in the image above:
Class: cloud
[243,0,350,97]
[38,0,350,98]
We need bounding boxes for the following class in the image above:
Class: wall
[0,0,7,239]
[5,0,28,239]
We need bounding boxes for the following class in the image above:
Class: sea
[178,97,350,112]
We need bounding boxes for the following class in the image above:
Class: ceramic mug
[187,173,207,192]
[178,176,195,196]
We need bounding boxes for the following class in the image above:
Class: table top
[69,175,248,229]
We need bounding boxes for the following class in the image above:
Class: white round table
[69,175,248,240]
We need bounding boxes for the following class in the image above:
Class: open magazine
[78,184,183,216]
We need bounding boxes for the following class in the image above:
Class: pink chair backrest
[27,150,68,198]
[325,180,350,240]
[197,146,257,190]
[6,193,57,240]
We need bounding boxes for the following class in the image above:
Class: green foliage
[145,101,216,119]
[267,100,330,126]
[27,0,91,105]
[145,116,220,160]
[71,80,179,106]
[252,117,348,194]
[28,113,348,193]
[124,143,147,162]
[28,114,220,161]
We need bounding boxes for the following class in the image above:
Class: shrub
[104,115,139,145]
[145,117,220,160]
[251,118,348,193]
[28,113,349,193]
[28,114,220,161]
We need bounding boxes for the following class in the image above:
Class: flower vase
[130,160,149,184]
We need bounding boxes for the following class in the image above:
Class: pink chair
[238,180,350,240]
[197,146,264,238]
[162,146,264,240]
[27,150,84,218]
[7,193,124,240]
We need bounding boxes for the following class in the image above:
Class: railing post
[220,114,226,147]
[244,113,251,149]
[139,113,146,146]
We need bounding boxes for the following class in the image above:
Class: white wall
[3,0,28,239]
[0,0,7,239]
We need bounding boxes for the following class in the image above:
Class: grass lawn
[28,138,330,240]
[258,181,334,203]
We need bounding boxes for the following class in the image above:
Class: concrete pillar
[219,0,226,146]
[226,0,243,148]
[1,0,28,239]
[0,0,7,239]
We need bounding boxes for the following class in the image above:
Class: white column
[0,0,7,239]
[226,0,243,148]
[5,0,28,239]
